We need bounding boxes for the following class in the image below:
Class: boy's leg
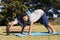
[45,26,51,33]
[8,22,14,28]
[6,25,10,35]
[47,23,55,33]
[39,13,55,33]
[6,22,11,35]
[6,22,14,35]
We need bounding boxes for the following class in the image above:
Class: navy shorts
[39,13,48,27]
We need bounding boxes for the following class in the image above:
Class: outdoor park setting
[0,0,60,40]
[0,23,60,40]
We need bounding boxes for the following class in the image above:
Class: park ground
[0,23,60,40]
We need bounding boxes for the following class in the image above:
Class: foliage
[1,1,28,24]
[0,0,60,24]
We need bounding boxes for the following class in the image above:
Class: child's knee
[8,22,12,26]
[45,23,52,27]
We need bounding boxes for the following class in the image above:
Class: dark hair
[20,13,27,18]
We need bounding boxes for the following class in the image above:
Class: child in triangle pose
[20,9,55,35]
[6,17,30,35]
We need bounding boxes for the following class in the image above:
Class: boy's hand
[23,34,29,36]
[25,22,33,36]
[28,22,34,36]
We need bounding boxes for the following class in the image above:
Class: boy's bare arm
[21,22,33,35]
[20,26,25,34]
[28,22,33,35]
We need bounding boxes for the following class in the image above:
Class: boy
[6,17,30,35]
[20,9,55,35]
[6,18,24,35]
[8,18,23,28]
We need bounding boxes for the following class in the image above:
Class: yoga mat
[12,32,60,37]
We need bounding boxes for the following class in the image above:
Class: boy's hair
[20,13,27,18]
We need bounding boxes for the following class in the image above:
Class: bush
[1,1,28,24]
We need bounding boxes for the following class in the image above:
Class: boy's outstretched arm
[20,26,25,34]
[28,22,33,35]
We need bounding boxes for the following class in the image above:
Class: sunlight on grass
[0,23,60,40]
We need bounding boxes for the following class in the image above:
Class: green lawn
[0,23,60,40]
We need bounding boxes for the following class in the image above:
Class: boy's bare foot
[48,30,52,33]
[51,30,55,34]
[23,34,29,36]
[48,30,55,34]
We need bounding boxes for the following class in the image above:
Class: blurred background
[0,0,60,25]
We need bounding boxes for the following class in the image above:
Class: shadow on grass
[3,31,28,33]
[3,31,21,33]
[0,33,9,36]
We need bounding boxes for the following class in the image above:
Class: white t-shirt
[28,9,44,22]
[13,18,18,24]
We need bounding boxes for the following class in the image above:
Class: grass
[0,23,60,40]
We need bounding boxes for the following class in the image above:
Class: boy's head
[20,13,28,21]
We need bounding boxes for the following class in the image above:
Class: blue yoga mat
[12,32,60,37]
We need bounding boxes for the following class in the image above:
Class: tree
[1,0,60,25]
[1,0,28,24]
